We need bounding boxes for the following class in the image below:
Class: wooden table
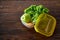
[0,1,60,40]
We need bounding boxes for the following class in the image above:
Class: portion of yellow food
[34,13,56,37]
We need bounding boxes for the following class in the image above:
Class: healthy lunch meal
[20,5,56,37]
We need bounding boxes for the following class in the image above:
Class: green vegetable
[32,13,39,23]
[22,5,49,23]
[21,14,31,23]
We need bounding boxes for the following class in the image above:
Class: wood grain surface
[0,1,60,40]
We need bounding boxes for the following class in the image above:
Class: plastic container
[20,16,34,28]
[34,13,56,37]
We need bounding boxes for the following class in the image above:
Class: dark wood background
[0,1,60,40]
